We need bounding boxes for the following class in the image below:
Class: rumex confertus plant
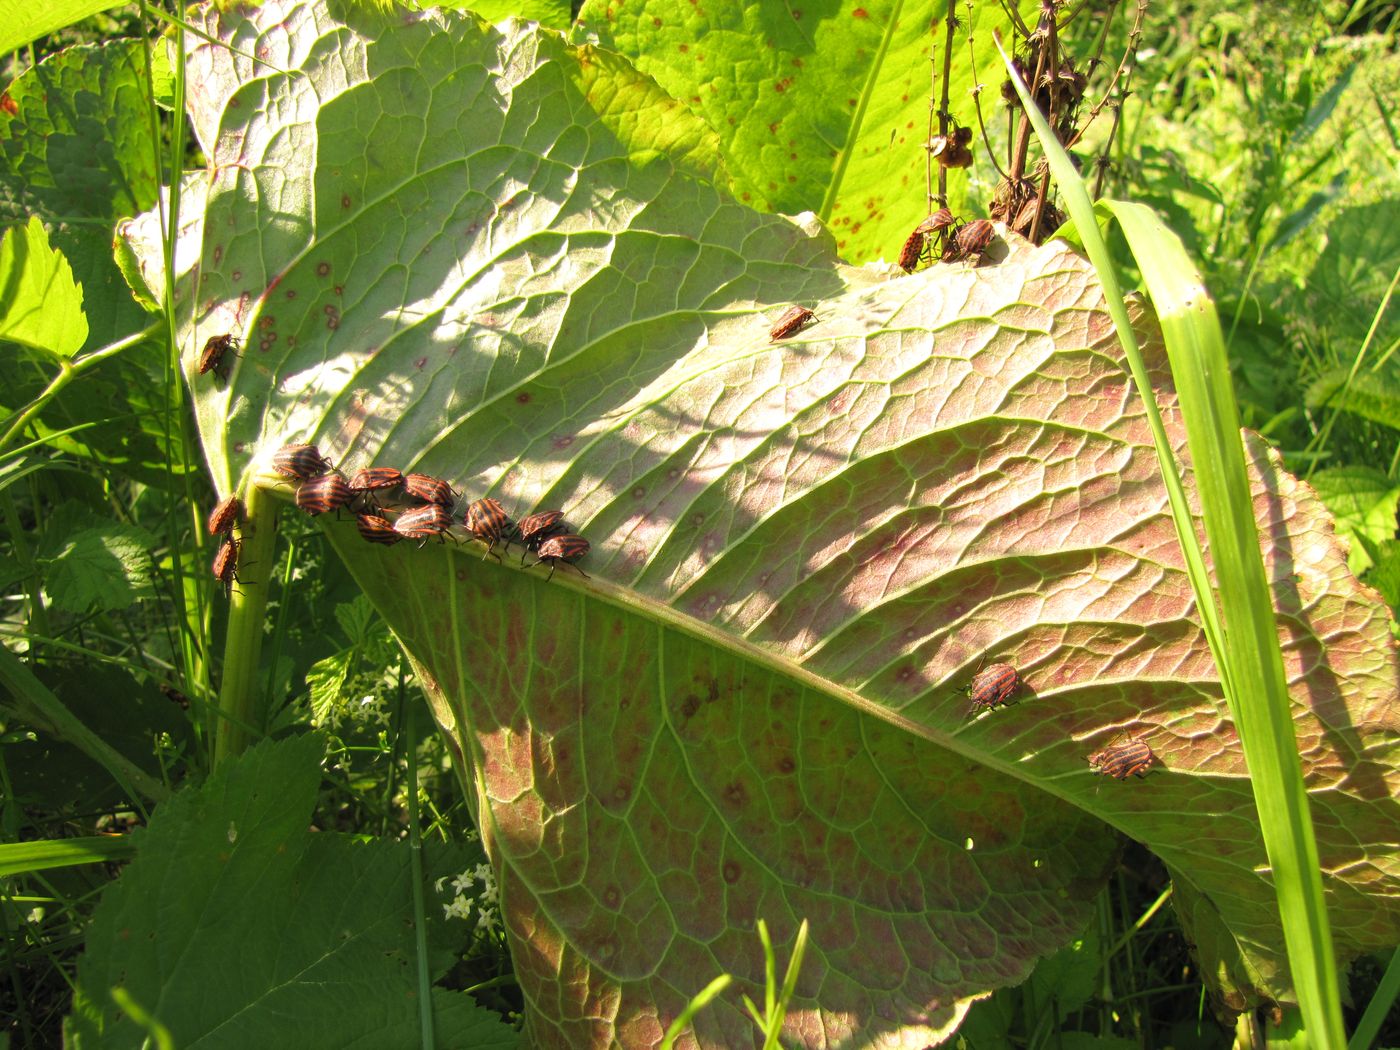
[52,1,1400,1047]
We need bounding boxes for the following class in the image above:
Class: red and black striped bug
[897,209,957,273]
[392,504,454,546]
[534,533,590,581]
[211,535,242,595]
[402,472,456,507]
[206,493,243,536]
[348,467,403,511]
[295,472,353,516]
[197,333,239,379]
[769,305,816,342]
[1089,738,1157,779]
[465,498,516,560]
[356,512,402,546]
[944,219,997,264]
[516,510,568,563]
[273,443,333,480]
[966,662,1020,714]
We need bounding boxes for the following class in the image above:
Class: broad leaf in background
[66,734,518,1050]
[0,214,87,357]
[37,522,156,613]
[0,40,157,350]
[572,0,1006,265]
[1308,466,1400,575]
[127,3,1400,1045]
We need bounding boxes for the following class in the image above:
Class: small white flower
[451,870,475,895]
[475,905,498,932]
[434,876,448,893]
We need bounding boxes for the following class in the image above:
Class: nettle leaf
[572,0,1005,265]
[131,3,1400,1045]
[39,521,156,613]
[67,734,517,1049]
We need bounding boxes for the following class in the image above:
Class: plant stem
[211,483,279,769]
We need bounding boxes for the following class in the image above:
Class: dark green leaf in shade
[66,734,518,1050]
[1308,466,1400,575]
[39,522,156,613]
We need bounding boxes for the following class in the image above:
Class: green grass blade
[993,31,1345,1047]
[658,973,733,1050]
[0,836,135,878]
[1103,198,1344,1048]
[1348,950,1400,1050]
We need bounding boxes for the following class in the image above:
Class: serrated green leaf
[0,214,87,358]
[39,522,155,613]
[306,649,354,725]
[1306,366,1400,429]
[66,734,517,1050]
[572,0,1011,264]
[0,40,157,349]
[1308,466,1400,575]
[130,3,1400,1043]
[1027,924,1102,1016]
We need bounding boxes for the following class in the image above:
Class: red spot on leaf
[0,92,16,116]
[723,781,748,807]
[340,193,351,209]
[853,6,868,16]
[679,43,688,51]
[722,861,741,883]
[553,434,574,450]
[652,15,661,25]
[316,262,331,276]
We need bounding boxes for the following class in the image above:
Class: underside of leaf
[126,2,1400,1044]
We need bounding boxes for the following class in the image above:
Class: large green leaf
[572,0,1009,265]
[126,3,1400,1045]
[66,734,518,1049]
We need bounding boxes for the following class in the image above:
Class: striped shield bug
[349,467,403,497]
[534,533,590,581]
[392,503,453,545]
[273,443,334,480]
[206,493,243,536]
[516,510,568,563]
[402,472,456,507]
[769,305,816,342]
[897,210,957,273]
[295,472,353,516]
[465,498,516,559]
[356,512,402,546]
[1089,738,1157,779]
[212,535,242,595]
[944,219,997,264]
[198,333,239,379]
[967,662,1020,714]
[349,467,403,511]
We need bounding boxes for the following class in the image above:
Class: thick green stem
[211,484,279,770]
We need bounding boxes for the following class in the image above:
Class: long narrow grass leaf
[0,836,135,878]
[993,30,1345,1045]
[658,974,733,1050]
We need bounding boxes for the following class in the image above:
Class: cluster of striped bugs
[961,661,1159,781]
[899,214,998,272]
[267,443,591,579]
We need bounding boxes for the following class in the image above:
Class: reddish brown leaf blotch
[273,443,333,480]
[295,473,353,516]
[206,494,243,536]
